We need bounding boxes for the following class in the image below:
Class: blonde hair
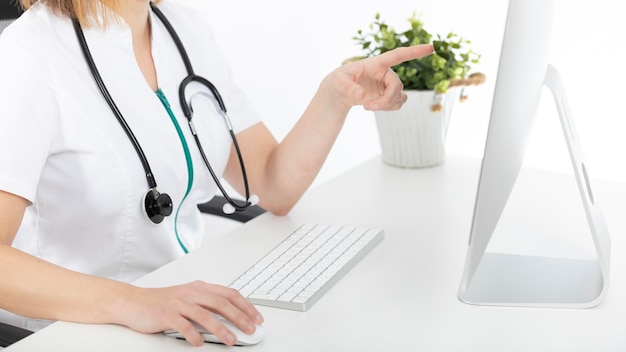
[19,0,163,27]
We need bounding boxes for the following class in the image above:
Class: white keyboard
[228,224,384,311]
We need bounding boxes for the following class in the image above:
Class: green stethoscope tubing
[155,89,193,254]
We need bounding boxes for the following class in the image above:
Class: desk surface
[6,155,626,351]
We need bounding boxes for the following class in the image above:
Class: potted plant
[346,13,485,168]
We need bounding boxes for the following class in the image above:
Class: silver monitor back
[457,0,611,308]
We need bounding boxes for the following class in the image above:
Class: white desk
[6,154,626,351]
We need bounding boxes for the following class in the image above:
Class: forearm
[0,245,134,325]
[257,78,351,214]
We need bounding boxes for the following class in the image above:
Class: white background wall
[170,0,625,188]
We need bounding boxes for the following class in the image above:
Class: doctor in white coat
[0,0,433,346]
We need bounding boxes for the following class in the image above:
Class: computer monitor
[457,0,611,308]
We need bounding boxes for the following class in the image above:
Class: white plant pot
[374,88,461,168]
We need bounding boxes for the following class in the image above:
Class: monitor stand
[458,64,611,308]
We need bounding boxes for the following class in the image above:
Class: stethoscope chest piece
[144,189,173,224]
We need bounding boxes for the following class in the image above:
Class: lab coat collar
[78,4,160,55]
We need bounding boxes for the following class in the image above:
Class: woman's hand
[222,44,433,215]
[323,44,434,112]
[120,281,263,347]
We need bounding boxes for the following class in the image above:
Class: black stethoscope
[71,4,258,225]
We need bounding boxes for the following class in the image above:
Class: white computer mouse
[164,316,265,346]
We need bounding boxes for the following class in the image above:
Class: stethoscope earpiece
[144,189,173,224]
[222,203,236,215]
[222,194,259,215]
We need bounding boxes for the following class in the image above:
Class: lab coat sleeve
[0,38,58,203]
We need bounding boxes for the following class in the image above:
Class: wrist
[97,280,142,326]
[317,74,352,118]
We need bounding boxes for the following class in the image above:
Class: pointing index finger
[376,44,434,68]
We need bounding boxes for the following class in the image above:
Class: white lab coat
[0,2,260,330]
